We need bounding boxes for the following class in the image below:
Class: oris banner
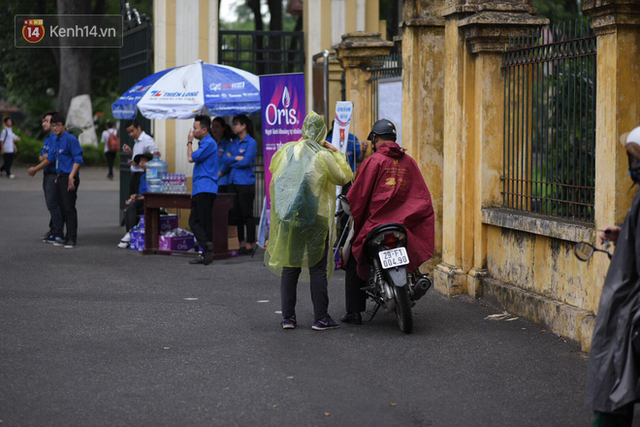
[259,73,306,212]
[256,73,306,248]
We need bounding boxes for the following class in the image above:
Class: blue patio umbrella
[112,60,261,120]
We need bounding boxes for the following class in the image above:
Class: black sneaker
[282,316,297,329]
[203,242,214,265]
[238,246,253,256]
[341,312,363,325]
[189,255,205,265]
[43,235,64,244]
[64,241,77,249]
[312,316,340,331]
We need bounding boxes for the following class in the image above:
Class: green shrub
[82,143,117,167]
[14,131,42,164]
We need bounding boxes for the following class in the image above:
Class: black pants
[281,247,329,321]
[130,171,143,196]
[43,172,63,237]
[218,185,229,194]
[345,255,367,313]
[105,151,116,177]
[592,404,634,426]
[189,192,216,251]
[229,184,255,244]
[124,199,144,232]
[55,174,79,243]
[1,153,14,175]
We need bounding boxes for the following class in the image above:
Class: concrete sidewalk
[0,164,598,426]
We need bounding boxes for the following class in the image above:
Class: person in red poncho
[341,119,435,325]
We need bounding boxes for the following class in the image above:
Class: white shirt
[101,128,117,153]
[1,127,16,153]
[131,131,157,172]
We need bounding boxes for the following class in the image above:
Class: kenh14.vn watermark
[15,15,123,48]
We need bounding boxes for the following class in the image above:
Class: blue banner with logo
[256,73,306,248]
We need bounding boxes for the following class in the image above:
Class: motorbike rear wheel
[394,285,413,333]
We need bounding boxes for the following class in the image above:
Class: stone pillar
[333,32,394,144]
[401,0,446,273]
[434,0,547,296]
[583,0,640,311]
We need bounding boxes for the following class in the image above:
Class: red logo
[22,19,45,43]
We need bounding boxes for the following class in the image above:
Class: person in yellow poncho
[265,111,353,331]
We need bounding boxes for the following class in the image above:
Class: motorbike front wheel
[394,285,413,333]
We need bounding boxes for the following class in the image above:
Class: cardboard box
[137,214,178,232]
[160,215,179,232]
[129,230,145,251]
[228,225,240,251]
[159,234,195,252]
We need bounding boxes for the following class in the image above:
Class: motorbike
[336,195,432,333]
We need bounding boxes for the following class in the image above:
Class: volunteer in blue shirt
[212,117,231,193]
[325,129,365,173]
[222,114,257,255]
[28,111,64,244]
[50,113,83,249]
[188,114,219,265]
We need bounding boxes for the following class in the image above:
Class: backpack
[107,130,120,152]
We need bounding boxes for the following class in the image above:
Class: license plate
[378,247,409,269]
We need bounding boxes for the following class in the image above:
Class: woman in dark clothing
[222,115,257,255]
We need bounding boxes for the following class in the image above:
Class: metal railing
[218,30,305,75]
[369,53,402,127]
[502,20,596,222]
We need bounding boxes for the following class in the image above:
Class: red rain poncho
[347,141,435,280]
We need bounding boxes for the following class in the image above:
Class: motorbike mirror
[338,194,352,217]
[574,242,595,262]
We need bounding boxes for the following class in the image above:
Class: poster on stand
[256,73,306,248]
[331,101,354,157]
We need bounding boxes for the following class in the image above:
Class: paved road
[0,164,597,426]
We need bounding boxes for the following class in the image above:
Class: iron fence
[119,19,153,212]
[369,53,402,127]
[218,30,305,75]
[502,20,597,222]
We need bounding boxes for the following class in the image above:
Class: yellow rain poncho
[265,112,353,280]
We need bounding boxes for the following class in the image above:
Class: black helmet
[367,119,397,141]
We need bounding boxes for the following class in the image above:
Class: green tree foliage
[533,0,581,24]
[0,0,149,138]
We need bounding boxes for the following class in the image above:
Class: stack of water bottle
[161,173,188,194]
[145,150,188,194]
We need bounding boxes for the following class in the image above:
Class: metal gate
[370,53,403,143]
[502,21,597,222]
[118,18,153,212]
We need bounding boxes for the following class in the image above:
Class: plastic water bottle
[180,174,187,193]
[146,151,168,193]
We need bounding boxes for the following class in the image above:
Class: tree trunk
[247,0,264,74]
[56,0,92,117]
[267,0,282,31]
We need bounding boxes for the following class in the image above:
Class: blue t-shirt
[52,131,83,174]
[138,173,148,194]
[40,133,57,173]
[217,138,231,187]
[192,134,219,196]
[222,134,257,185]
[326,132,361,172]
